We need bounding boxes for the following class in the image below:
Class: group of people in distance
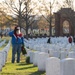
[47,36,75,44]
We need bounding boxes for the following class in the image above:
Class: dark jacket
[73,37,75,43]
[47,38,50,43]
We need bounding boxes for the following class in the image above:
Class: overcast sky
[0,0,75,16]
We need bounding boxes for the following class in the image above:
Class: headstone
[41,48,49,53]
[37,52,49,71]
[0,52,3,71]
[53,51,60,58]
[61,58,75,75]
[68,52,75,58]
[48,49,54,57]
[33,51,40,66]
[46,57,60,75]
[60,51,67,59]
[0,64,2,71]
[30,51,34,63]
[2,51,6,66]
[26,50,32,57]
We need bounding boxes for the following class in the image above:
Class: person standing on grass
[68,36,72,44]
[9,26,24,63]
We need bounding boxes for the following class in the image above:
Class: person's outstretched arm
[9,31,14,37]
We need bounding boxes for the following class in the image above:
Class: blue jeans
[12,44,21,63]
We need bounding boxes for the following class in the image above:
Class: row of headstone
[0,40,10,71]
[26,48,75,75]
[24,37,75,75]
[46,57,75,75]
[25,40,75,57]
[24,36,70,45]
[46,48,75,60]
[26,48,49,71]
[0,40,6,47]
[28,51,75,75]
[24,39,74,55]
[48,50,68,59]
[24,36,74,50]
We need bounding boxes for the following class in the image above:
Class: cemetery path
[0,37,45,75]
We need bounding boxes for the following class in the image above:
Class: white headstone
[30,51,34,63]
[48,49,54,57]
[61,58,75,75]
[0,51,5,66]
[53,51,60,58]
[33,51,40,66]
[37,52,49,71]
[0,52,3,71]
[68,52,75,58]
[0,64,2,71]
[26,50,32,57]
[60,51,67,59]
[46,57,60,75]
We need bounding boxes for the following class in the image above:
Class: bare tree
[63,0,74,9]
[38,0,59,36]
[1,0,37,38]
[22,0,37,38]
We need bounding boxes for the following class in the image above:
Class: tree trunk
[26,28,28,39]
[25,3,29,39]
[18,11,22,26]
[18,17,21,26]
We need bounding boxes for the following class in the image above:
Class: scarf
[14,32,22,42]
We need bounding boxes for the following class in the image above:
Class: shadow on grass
[29,71,45,75]
[17,62,27,66]
[17,62,32,66]
[16,65,36,70]
[0,73,15,75]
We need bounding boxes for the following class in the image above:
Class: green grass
[1,63,45,75]
[0,37,46,75]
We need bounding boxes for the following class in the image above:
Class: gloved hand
[21,44,27,55]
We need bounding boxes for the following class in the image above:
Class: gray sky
[0,0,75,16]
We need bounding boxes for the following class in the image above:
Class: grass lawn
[0,37,46,75]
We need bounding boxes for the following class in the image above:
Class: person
[68,36,72,44]
[9,26,24,63]
[47,37,51,43]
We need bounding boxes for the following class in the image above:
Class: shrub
[26,56,30,64]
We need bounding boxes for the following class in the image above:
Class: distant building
[54,8,75,36]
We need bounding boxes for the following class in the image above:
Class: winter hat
[15,26,20,30]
